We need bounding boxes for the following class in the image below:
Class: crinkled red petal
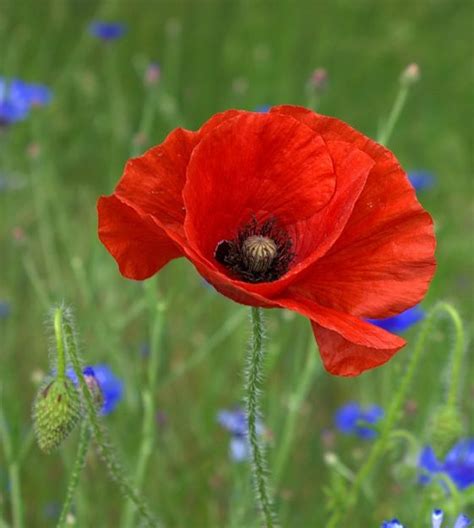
[275,295,405,376]
[97,195,181,280]
[183,112,336,263]
[98,110,248,277]
[272,105,436,318]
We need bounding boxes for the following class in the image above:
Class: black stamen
[214,216,294,283]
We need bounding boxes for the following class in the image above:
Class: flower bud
[309,68,328,94]
[429,405,464,459]
[400,63,420,86]
[33,378,82,453]
[83,366,104,410]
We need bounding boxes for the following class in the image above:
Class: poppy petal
[97,195,181,280]
[183,112,336,263]
[273,105,436,318]
[114,110,247,242]
[275,295,405,376]
[115,127,199,239]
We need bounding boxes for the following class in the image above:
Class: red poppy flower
[97,106,436,376]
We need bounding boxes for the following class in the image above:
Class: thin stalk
[273,342,317,485]
[54,308,66,381]
[245,307,276,528]
[57,423,90,528]
[0,405,23,528]
[61,309,159,528]
[443,304,465,408]
[121,292,165,528]
[377,84,409,146]
[326,302,464,527]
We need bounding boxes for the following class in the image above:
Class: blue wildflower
[408,170,435,191]
[0,301,11,319]
[334,401,383,440]
[381,519,404,528]
[0,78,52,125]
[0,78,30,124]
[419,438,474,490]
[89,21,127,41]
[366,305,425,333]
[217,407,264,462]
[24,82,53,106]
[255,105,271,113]
[381,510,471,528]
[67,364,124,416]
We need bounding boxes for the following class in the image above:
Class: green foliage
[0,0,473,526]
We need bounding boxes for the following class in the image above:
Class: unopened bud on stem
[33,378,81,453]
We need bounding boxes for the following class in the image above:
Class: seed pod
[33,378,82,453]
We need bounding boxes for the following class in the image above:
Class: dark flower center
[214,217,294,283]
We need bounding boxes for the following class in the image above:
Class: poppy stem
[245,307,276,528]
[326,301,465,527]
[54,307,66,382]
[443,304,465,408]
[60,306,160,528]
[57,422,90,528]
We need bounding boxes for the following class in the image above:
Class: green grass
[0,0,473,526]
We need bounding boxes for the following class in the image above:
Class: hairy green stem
[60,309,159,528]
[245,307,276,528]
[57,423,90,528]
[443,304,465,408]
[54,307,66,381]
[327,302,464,527]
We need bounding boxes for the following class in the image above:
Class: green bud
[429,405,464,459]
[33,378,82,453]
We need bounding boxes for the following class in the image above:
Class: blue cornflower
[217,407,264,462]
[334,401,383,440]
[0,301,11,319]
[381,519,404,528]
[381,510,471,528]
[419,438,474,490]
[366,305,425,333]
[89,21,127,41]
[24,82,53,106]
[0,78,52,125]
[255,105,271,113]
[0,78,30,124]
[67,364,124,416]
[408,170,435,191]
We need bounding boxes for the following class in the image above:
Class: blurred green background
[1,0,473,526]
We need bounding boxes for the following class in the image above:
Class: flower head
[145,63,161,86]
[419,438,474,490]
[408,170,435,191]
[89,21,126,41]
[67,364,124,415]
[98,106,436,376]
[381,510,471,528]
[217,407,264,462]
[334,401,383,439]
[0,78,31,124]
[366,305,425,333]
[0,78,52,125]
[381,519,404,528]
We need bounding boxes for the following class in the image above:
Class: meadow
[0,0,473,527]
